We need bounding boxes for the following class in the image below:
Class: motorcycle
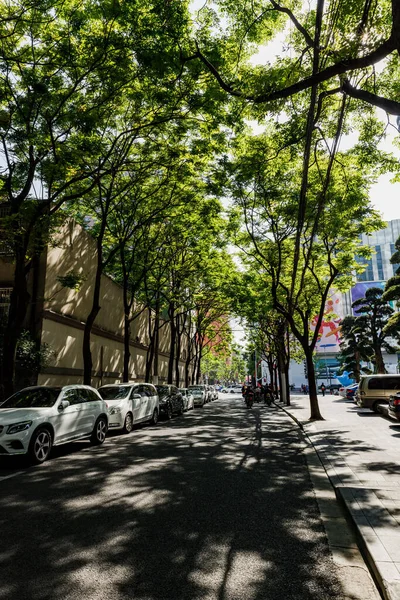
[245,392,254,408]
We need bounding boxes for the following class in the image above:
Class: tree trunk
[167,302,176,384]
[196,343,203,384]
[152,299,160,385]
[83,237,103,385]
[1,245,30,399]
[354,349,361,383]
[305,350,323,420]
[267,357,274,390]
[123,315,130,382]
[375,346,386,374]
[277,352,288,405]
[174,314,182,387]
[273,363,279,398]
[146,308,155,382]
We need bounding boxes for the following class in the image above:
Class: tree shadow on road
[0,399,354,600]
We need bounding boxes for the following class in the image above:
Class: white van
[357,375,400,412]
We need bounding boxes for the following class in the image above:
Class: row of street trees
[2,0,400,418]
[0,0,239,397]
[188,0,400,419]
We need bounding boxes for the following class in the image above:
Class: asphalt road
[1,394,348,600]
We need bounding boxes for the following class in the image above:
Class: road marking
[0,471,24,482]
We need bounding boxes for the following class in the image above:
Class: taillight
[394,398,400,406]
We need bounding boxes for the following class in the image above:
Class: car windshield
[156,386,169,396]
[0,387,61,409]
[98,386,131,400]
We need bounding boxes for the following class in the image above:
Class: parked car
[0,385,108,464]
[205,386,213,402]
[388,392,400,421]
[155,385,184,419]
[180,388,194,411]
[346,383,359,400]
[98,383,159,433]
[357,375,400,412]
[188,385,207,407]
[228,385,242,394]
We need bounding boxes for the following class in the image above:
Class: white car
[188,385,207,407]
[180,388,194,411]
[98,383,159,433]
[0,385,108,464]
[228,385,243,394]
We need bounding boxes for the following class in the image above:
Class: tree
[228,127,384,420]
[352,287,399,374]
[338,316,372,382]
[383,236,400,333]
[190,0,400,119]
[0,0,189,397]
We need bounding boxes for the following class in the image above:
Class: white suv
[0,385,108,464]
[98,383,159,433]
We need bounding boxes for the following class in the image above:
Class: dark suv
[155,385,184,420]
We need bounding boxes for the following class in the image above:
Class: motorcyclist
[245,386,254,408]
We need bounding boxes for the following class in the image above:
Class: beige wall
[39,220,191,387]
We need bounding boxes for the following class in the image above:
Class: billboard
[312,292,344,353]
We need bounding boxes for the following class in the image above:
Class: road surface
[0,394,356,600]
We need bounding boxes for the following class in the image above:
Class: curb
[274,401,386,600]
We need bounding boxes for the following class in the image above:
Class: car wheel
[29,428,52,464]
[150,408,158,425]
[166,403,173,420]
[91,416,108,445]
[123,412,133,434]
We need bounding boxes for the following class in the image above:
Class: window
[99,386,130,400]
[383,377,400,390]
[0,387,61,408]
[85,389,100,402]
[390,243,400,275]
[143,384,156,396]
[63,389,85,405]
[356,256,374,282]
[375,246,384,280]
[137,385,150,398]
[0,288,12,320]
[130,386,141,398]
[368,378,384,390]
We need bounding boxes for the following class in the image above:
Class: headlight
[109,407,121,415]
[7,421,32,434]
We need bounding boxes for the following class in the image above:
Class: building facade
[0,219,193,390]
[289,219,400,388]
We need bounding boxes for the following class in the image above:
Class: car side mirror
[59,399,70,410]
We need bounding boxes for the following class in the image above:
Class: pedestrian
[320,383,326,397]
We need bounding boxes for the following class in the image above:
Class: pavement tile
[376,561,400,582]
[282,395,400,600]
[380,537,400,562]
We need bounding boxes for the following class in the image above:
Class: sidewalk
[278,394,400,600]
